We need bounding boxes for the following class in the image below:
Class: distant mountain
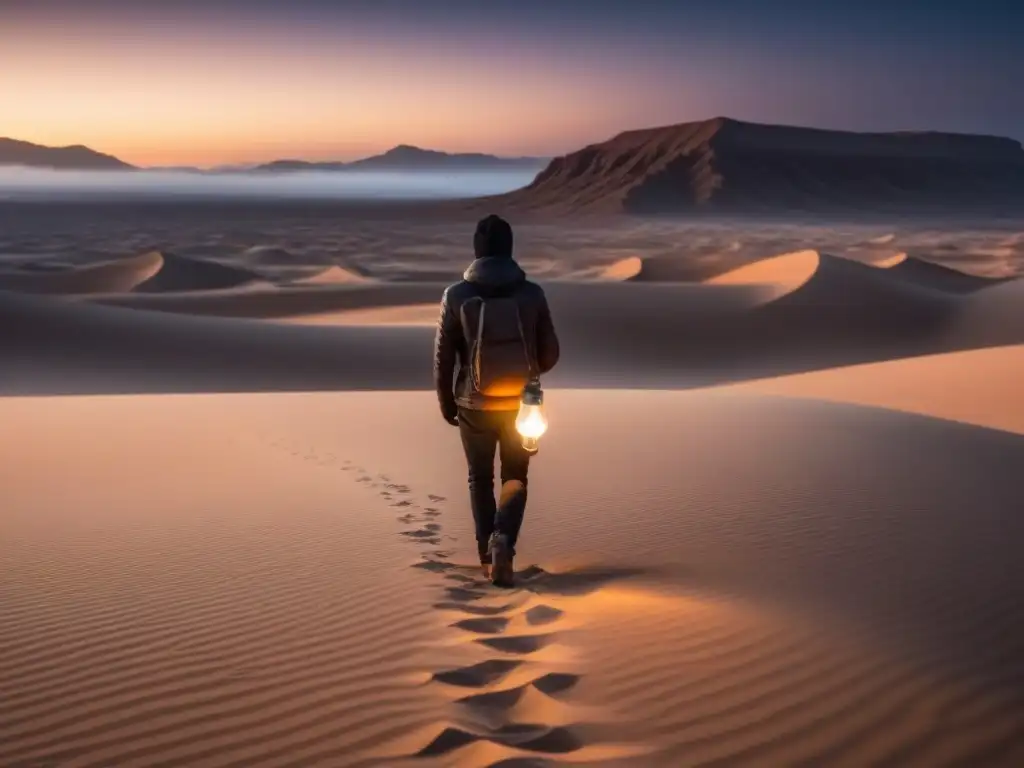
[0,138,134,170]
[251,145,546,173]
[488,117,1024,215]
[252,160,348,173]
[348,145,546,170]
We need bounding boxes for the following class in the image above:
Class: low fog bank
[0,167,541,201]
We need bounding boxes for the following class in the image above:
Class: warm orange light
[515,381,548,453]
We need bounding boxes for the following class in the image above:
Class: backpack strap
[472,299,486,391]
[513,301,539,380]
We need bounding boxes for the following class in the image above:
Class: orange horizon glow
[2,15,661,167]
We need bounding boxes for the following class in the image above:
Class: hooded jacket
[433,256,560,416]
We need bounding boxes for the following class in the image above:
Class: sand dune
[591,249,1002,297]
[3,246,1022,394]
[0,251,163,294]
[590,255,644,280]
[87,281,445,320]
[704,248,819,299]
[592,252,743,283]
[0,250,274,295]
[729,343,1024,435]
[133,251,268,292]
[542,251,980,384]
[4,390,1022,766]
[287,264,372,286]
[872,251,1011,293]
[0,288,432,394]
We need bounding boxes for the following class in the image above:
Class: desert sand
[2,205,1024,766]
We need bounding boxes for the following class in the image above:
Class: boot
[488,532,514,588]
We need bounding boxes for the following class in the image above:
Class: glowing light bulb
[515,381,547,453]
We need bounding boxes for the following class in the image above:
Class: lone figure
[433,215,560,587]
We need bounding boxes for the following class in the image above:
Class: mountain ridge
[489,117,1024,214]
[250,145,547,172]
[0,138,136,170]
[0,138,546,173]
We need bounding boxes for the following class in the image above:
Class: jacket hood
[463,256,526,288]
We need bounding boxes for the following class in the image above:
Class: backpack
[460,294,536,397]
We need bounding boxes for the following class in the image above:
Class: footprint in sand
[452,616,511,635]
[416,723,582,758]
[443,572,482,586]
[433,600,521,616]
[427,494,446,503]
[390,499,413,508]
[431,659,523,688]
[401,527,441,540]
[443,586,489,602]
[525,605,564,626]
[456,673,580,707]
[413,560,455,574]
[475,633,558,655]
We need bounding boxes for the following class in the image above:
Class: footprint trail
[260,436,647,764]
[330,464,646,764]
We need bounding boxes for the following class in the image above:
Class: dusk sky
[3,0,1022,167]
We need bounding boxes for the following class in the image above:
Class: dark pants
[457,407,530,563]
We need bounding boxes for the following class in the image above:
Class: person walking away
[433,215,560,587]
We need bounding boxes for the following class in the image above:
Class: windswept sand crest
[0,250,274,295]
[727,344,1024,435]
[276,303,440,326]
[704,249,819,300]
[596,252,744,283]
[132,251,269,292]
[870,251,1012,292]
[286,264,373,286]
[565,250,1000,304]
[84,280,446,319]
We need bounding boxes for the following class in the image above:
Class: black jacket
[433,256,560,417]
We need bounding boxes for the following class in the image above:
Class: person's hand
[444,413,459,427]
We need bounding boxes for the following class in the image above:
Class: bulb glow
[515,403,548,440]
